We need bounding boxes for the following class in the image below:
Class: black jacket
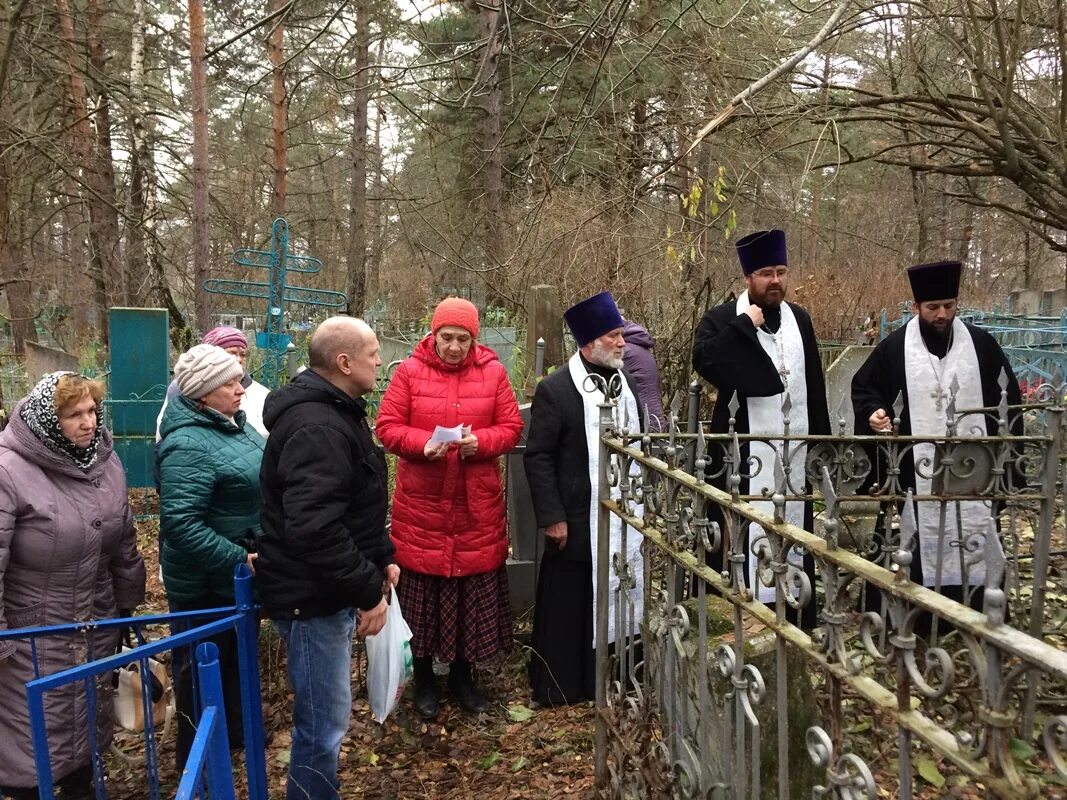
[255,370,393,619]
[523,362,638,563]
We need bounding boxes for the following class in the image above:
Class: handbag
[112,629,173,734]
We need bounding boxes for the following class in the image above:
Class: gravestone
[1041,289,1067,314]
[825,345,874,432]
[25,341,79,383]
[524,285,562,399]
[108,308,169,488]
[1012,289,1042,314]
[506,403,539,614]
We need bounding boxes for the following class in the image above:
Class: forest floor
[105,526,596,799]
[101,508,1067,799]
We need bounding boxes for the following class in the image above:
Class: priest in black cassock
[525,291,644,706]
[692,229,830,629]
[851,260,1022,610]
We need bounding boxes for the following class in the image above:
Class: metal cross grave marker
[203,217,347,387]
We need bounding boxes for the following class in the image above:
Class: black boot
[412,656,440,720]
[448,658,487,714]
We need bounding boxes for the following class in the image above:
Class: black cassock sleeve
[523,379,567,529]
[692,305,784,397]
[796,308,831,435]
[851,339,898,434]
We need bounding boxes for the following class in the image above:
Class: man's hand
[357,597,388,637]
[382,564,400,594]
[545,521,568,549]
[459,433,478,458]
[869,409,893,434]
[245,552,258,576]
[424,439,448,460]
[744,305,764,328]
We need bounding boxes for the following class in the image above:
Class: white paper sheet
[429,424,465,444]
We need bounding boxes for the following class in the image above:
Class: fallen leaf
[477,751,502,770]
[507,704,535,723]
[916,756,945,789]
[1009,738,1036,762]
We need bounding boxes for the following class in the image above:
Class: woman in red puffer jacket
[375,298,523,719]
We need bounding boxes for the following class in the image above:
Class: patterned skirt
[396,566,513,663]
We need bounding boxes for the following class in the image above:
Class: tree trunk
[367,34,386,305]
[478,0,504,301]
[0,164,37,356]
[269,0,287,217]
[127,0,148,306]
[189,0,211,334]
[346,0,369,317]
[86,0,124,306]
[55,0,110,348]
[129,0,184,341]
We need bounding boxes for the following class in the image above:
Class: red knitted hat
[431,297,480,338]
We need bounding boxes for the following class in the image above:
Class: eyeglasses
[751,267,788,279]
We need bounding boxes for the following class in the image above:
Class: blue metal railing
[175,643,236,800]
[0,566,266,800]
[882,306,1067,395]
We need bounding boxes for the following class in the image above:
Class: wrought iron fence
[592,379,1067,798]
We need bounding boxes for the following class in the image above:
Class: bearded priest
[851,260,1022,605]
[524,291,644,706]
[691,229,830,628]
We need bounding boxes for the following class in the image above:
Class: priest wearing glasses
[692,229,829,629]
[851,260,1022,609]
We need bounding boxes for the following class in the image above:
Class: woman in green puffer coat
[156,343,265,773]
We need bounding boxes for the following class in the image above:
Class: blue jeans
[274,608,356,800]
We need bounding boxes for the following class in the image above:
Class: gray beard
[588,341,624,370]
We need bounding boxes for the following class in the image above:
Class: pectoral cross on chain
[931,383,947,413]
[778,363,790,388]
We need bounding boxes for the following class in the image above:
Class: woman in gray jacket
[0,372,146,799]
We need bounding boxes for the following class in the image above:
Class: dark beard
[918,317,952,358]
[761,305,782,334]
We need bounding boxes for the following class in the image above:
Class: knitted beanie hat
[431,297,480,338]
[174,344,244,400]
[201,326,248,351]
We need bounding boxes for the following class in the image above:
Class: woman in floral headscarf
[0,372,146,800]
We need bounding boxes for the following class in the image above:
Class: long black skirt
[528,556,595,705]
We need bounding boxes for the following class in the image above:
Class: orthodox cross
[930,383,948,413]
[203,217,347,387]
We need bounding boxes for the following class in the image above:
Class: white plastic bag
[364,587,413,723]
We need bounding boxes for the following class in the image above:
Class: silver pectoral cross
[931,383,947,413]
[779,363,790,388]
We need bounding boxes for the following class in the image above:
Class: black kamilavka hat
[908,260,961,302]
[736,229,787,275]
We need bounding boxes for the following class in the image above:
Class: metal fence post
[1022,406,1063,736]
[26,683,56,800]
[234,564,268,800]
[196,642,237,800]
[593,397,615,792]
[684,380,701,470]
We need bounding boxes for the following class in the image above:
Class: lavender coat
[623,321,666,431]
[0,402,146,788]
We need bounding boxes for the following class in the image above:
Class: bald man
[256,316,399,800]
